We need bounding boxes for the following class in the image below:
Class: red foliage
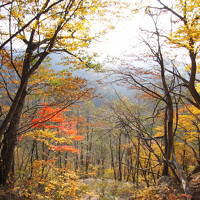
[51,145,79,153]
[21,104,84,153]
[72,135,84,141]
[18,135,23,142]
[32,105,66,128]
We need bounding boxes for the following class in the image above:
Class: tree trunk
[109,134,116,180]
[0,88,26,186]
[118,132,122,181]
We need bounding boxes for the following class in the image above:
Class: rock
[189,172,200,200]
[157,176,178,188]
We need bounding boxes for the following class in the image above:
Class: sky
[88,0,178,54]
[88,2,145,61]
[88,0,190,70]
[90,17,141,58]
[87,0,154,65]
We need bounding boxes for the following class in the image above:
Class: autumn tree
[0,0,106,186]
[159,0,200,108]
[108,0,199,195]
[19,104,83,172]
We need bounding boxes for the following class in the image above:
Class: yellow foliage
[133,185,186,200]
[16,164,83,200]
[168,0,200,52]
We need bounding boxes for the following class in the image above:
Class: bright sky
[89,6,144,60]
[88,0,176,64]
[91,18,141,58]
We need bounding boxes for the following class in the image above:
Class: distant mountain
[49,54,134,101]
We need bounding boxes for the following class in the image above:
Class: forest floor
[79,178,188,200]
[0,177,187,200]
[79,178,141,200]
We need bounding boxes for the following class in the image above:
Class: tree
[163,0,200,108]
[108,0,199,195]
[0,0,104,186]
[21,104,84,168]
